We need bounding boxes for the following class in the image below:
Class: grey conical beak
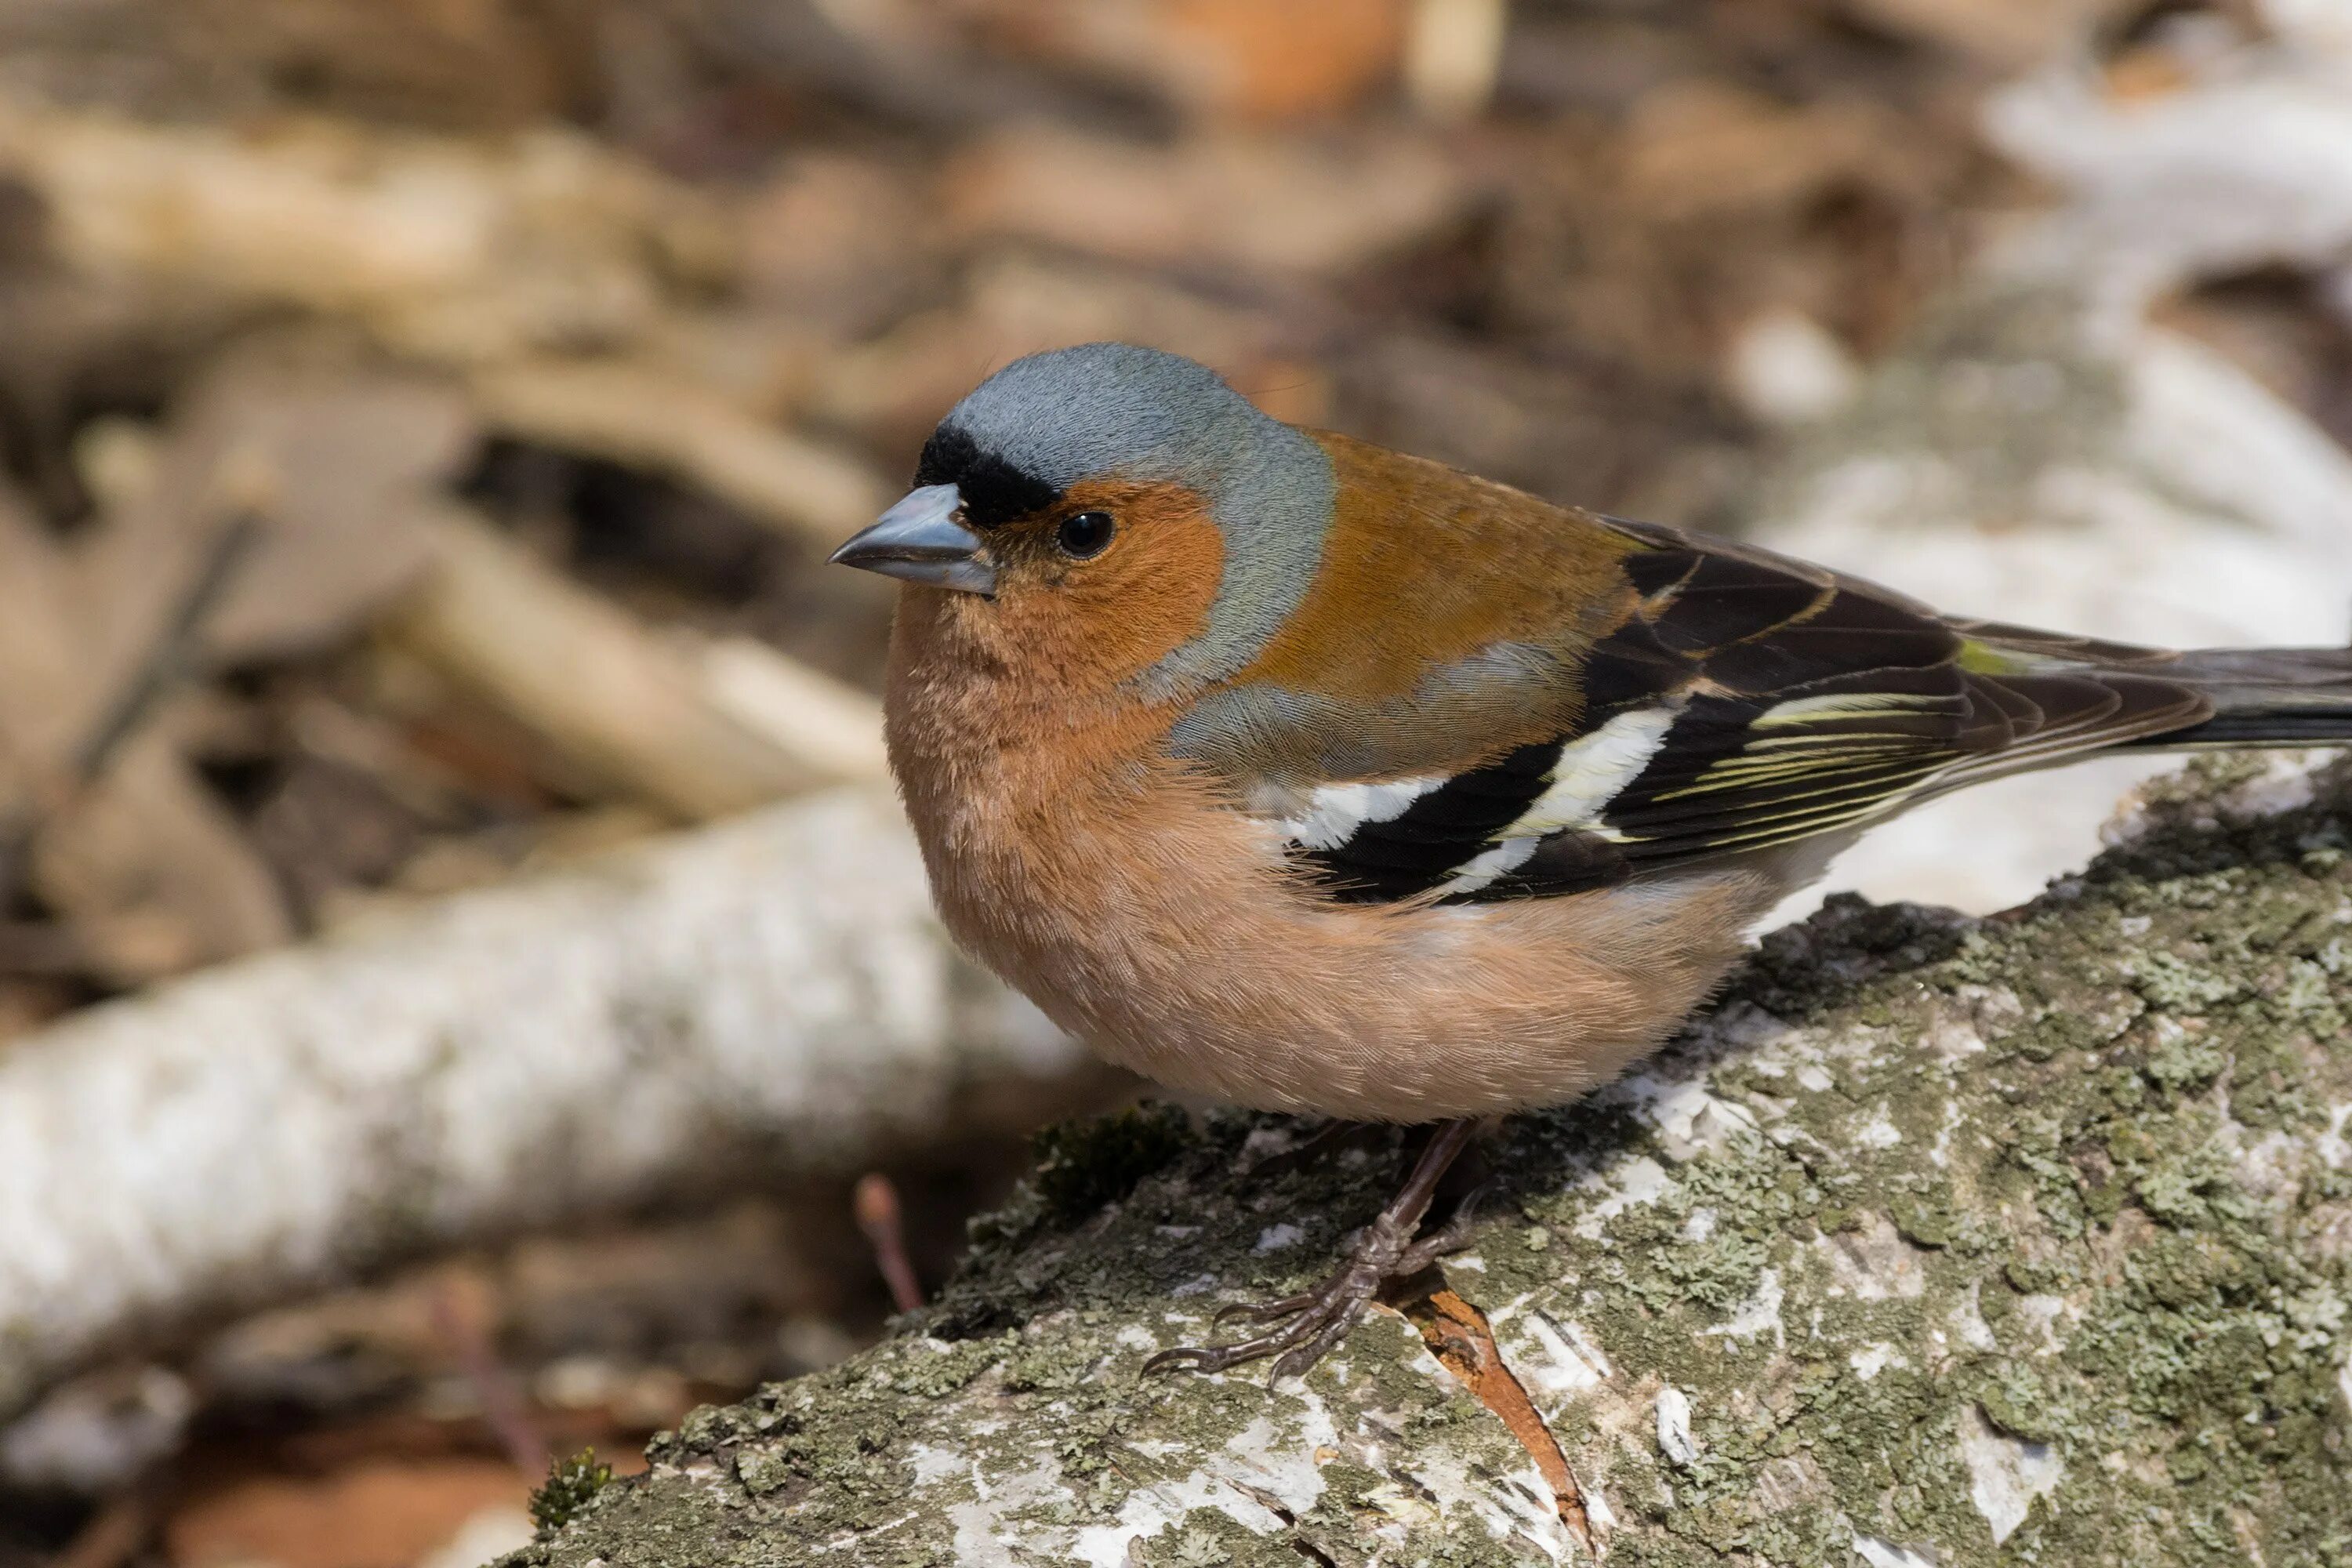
[829,485,995,597]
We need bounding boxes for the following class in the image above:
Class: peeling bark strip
[517,756,2352,1568]
[1410,1288,1596,1553]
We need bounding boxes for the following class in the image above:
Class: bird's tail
[2137,646,2352,749]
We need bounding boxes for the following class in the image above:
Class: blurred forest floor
[2,1,2348,1564]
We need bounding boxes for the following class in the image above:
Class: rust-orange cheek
[995,480,1228,698]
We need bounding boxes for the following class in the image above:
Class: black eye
[1055,510,1116,558]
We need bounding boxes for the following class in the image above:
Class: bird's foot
[1142,1119,1479,1384]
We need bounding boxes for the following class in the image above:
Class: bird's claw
[1141,1120,1483,1385]
[1210,1291,1316,1327]
[1142,1260,1386,1382]
[1144,1225,1459,1383]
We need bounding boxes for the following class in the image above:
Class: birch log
[517,755,2352,1567]
[0,787,1098,1423]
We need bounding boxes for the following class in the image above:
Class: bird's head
[831,343,1334,698]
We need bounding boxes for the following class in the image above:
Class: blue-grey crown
[916,343,1334,691]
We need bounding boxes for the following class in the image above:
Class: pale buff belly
[923,800,1779,1123]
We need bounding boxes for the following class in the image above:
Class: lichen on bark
[512,757,2352,1567]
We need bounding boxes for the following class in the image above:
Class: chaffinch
[833,342,2352,1377]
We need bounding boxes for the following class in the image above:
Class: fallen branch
[0,786,1109,1424]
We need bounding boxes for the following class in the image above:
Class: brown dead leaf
[0,481,84,802]
[1619,82,1910,223]
[29,729,292,982]
[192,1202,860,1428]
[967,0,1406,120]
[737,153,943,328]
[0,978,74,1046]
[2102,45,2198,104]
[78,335,475,670]
[243,755,427,924]
[201,383,475,664]
[0,342,481,971]
[0,100,702,363]
[1159,0,1405,118]
[4,335,476,824]
[1838,0,2131,71]
[164,1457,528,1568]
[945,125,1469,275]
[804,253,1327,441]
[0,0,572,131]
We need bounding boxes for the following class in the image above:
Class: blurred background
[2,0,2351,1563]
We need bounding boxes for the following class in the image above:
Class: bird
[830,341,2352,1381]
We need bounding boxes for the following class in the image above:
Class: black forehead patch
[915,423,1062,529]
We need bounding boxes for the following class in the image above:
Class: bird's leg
[1143,1117,1479,1383]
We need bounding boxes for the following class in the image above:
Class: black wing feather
[1287,525,2215,904]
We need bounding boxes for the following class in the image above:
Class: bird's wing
[1277,519,2210,904]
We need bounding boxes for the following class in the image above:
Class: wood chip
[379,504,886,822]
[469,359,892,550]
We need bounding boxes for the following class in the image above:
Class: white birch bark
[0,788,1090,1422]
